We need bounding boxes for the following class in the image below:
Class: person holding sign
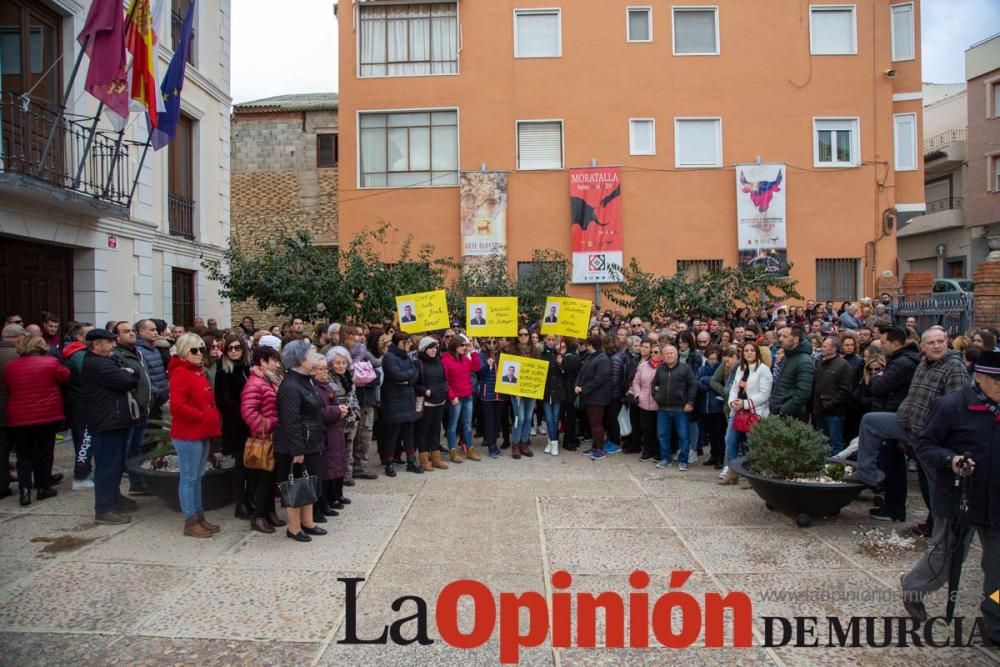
[476,339,510,458]
[414,337,450,472]
[540,335,566,456]
[575,335,611,460]
[441,335,482,463]
[379,333,420,477]
[510,328,542,459]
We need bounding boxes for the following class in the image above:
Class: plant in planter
[730,416,866,528]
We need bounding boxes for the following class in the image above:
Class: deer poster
[569,167,623,284]
[460,171,508,259]
[736,163,788,277]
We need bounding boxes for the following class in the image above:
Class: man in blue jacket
[135,319,169,415]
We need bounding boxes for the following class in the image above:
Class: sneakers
[655,459,671,469]
[72,478,95,491]
[589,449,606,460]
[543,442,552,455]
[128,484,153,497]
[94,511,131,525]
[488,446,502,458]
[688,452,698,464]
[604,443,622,455]
[530,426,537,436]
[869,508,904,522]
[538,422,547,435]
[549,441,559,456]
[678,463,688,472]
[580,449,594,456]
[718,465,729,479]
[639,454,653,462]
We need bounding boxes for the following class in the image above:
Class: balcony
[923,129,966,175]
[0,93,141,218]
[168,193,196,239]
[897,197,965,239]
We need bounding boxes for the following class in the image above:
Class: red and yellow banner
[570,167,622,284]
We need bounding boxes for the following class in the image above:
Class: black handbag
[278,464,319,508]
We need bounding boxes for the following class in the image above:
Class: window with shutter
[672,7,718,55]
[514,9,561,58]
[813,118,859,167]
[627,7,652,42]
[517,121,563,170]
[809,6,856,55]
[629,119,655,155]
[890,3,914,61]
[893,113,916,171]
[674,118,722,167]
[816,259,859,301]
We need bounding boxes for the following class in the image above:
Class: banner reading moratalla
[570,167,622,284]
[736,163,788,276]
[460,172,507,259]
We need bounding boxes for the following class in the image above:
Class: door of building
[0,237,74,324]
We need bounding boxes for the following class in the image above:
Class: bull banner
[736,163,788,276]
[570,167,622,283]
[460,171,507,259]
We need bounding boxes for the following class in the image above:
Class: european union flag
[150,0,194,150]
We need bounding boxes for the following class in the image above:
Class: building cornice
[156,44,232,106]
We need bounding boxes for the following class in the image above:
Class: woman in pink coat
[240,346,285,533]
[629,341,663,463]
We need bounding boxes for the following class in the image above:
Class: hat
[85,328,116,342]
[1,324,26,338]
[418,336,438,353]
[259,334,282,351]
[975,350,1000,377]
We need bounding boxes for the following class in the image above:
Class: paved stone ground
[0,437,998,666]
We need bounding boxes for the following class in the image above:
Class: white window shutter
[675,119,720,167]
[894,114,916,171]
[630,120,655,155]
[674,10,716,54]
[516,11,560,57]
[518,122,562,170]
[811,8,854,54]
[891,4,914,60]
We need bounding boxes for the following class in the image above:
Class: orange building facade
[336,0,925,303]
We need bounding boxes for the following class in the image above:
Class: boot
[419,452,434,472]
[519,442,533,458]
[266,511,287,528]
[234,502,252,519]
[448,448,464,464]
[543,442,553,455]
[184,516,213,538]
[406,457,424,474]
[384,464,397,477]
[512,443,521,460]
[251,517,275,534]
[430,450,449,470]
[464,446,482,462]
[196,512,220,534]
[550,440,560,456]
[717,469,739,486]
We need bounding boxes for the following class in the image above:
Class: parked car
[929,279,974,302]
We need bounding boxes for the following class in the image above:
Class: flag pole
[101,110,132,197]
[37,35,89,172]
[126,132,152,208]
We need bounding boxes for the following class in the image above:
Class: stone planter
[126,455,235,513]
[729,456,866,528]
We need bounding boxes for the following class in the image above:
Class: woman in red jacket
[4,336,70,505]
[440,334,482,463]
[240,345,285,533]
[169,334,223,538]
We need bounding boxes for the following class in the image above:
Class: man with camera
[900,350,999,645]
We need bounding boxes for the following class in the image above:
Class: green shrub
[745,416,830,480]
[826,462,847,482]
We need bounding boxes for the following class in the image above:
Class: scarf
[649,357,664,369]
[971,381,1000,418]
[250,365,281,388]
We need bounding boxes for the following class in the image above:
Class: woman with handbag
[214,333,252,519]
[273,340,327,542]
[240,345,285,533]
[168,334,223,538]
[378,332,420,478]
[346,326,381,481]
[312,351,349,522]
[720,342,772,486]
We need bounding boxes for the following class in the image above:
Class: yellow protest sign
[539,296,592,339]
[466,297,518,337]
[494,353,549,400]
[396,290,449,333]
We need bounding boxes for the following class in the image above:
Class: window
[672,7,719,55]
[627,7,652,42]
[517,260,565,283]
[674,118,722,168]
[890,3,914,61]
[677,259,723,279]
[809,5,857,55]
[813,118,860,167]
[816,258,860,301]
[168,114,195,238]
[317,133,338,168]
[516,120,563,170]
[993,82,1000,118]
[171,268,195,327]
[893,113,916,171]
[629,118,655,155]
[358,3,458,77]
[514,9,561,58]
[358,110,458,188]
[172,0,196,66]
[991,155,1000,192]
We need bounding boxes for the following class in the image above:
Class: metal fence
[892,296,975,336]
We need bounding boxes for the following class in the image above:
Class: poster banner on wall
[569,167,622,283]
[460,172,508,259]
[736,163,788,277]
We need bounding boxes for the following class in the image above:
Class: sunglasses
[518,332,529,336]
[651,350,661,354]
[11,319,23,324]
[190,347,206,355]
[227,344,243,351]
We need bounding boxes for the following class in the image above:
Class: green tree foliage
[605,260,802,319]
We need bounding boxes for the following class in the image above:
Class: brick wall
[973,260,1000,331]
[230,108,339,327]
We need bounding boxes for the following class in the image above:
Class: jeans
[173,438,209,518]
[816,415,844,455]
[724,412,746,463]
[657,409,690,464]
[857,412,910,486]
[688,417,701,454]
[542,400,561,441]
[93,429,129,514]
[125,422,147,489]
[446,396,474,450]
[511,397,536,444]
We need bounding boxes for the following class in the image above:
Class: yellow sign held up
[466,297,518,338]
[494,353,549,400]
[539,296,593,339]
[396,290,449,333]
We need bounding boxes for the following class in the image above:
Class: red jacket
[240,372,278,437]
[4,354,70,427]
[168,356,222,440]
[441,351,482,401]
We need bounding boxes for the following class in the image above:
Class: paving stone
[678,526,858,574]
[558,646,778,666]
[0,513,132,560]
[539,497,665,529]
[99,636,322,666]
[771,646,999,666]
[0,558,53,592]
[544,528,701,575]
[77,514,251,565]
[0,631,116,667]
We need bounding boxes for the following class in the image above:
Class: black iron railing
[925,197,963,213]
[0,92,137,208]
[168,193,196,239]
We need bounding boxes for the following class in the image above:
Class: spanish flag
[125,0,158,128]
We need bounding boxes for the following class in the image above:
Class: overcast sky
[230,0,1000,103]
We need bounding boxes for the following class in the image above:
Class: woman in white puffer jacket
[719,342,772,485]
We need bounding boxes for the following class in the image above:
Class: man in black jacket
[899,351,1000,645]
[653,345,697,471]
[112,322,154,497]
[83,329,139,524]
[575,336,610,460]
[812,336,854,456]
